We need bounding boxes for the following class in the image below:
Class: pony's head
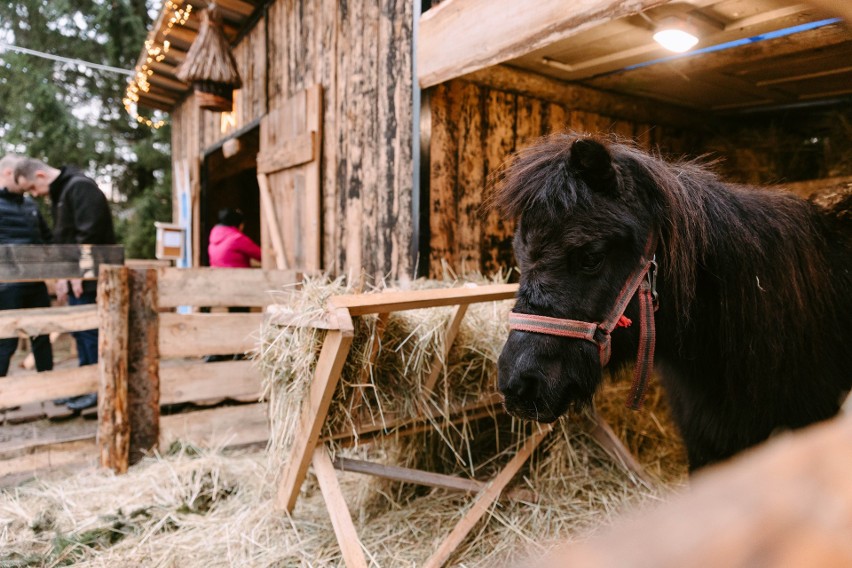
[495,134,663,422]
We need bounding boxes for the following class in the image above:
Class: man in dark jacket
[0,154,54,379]
[15,158,116,411]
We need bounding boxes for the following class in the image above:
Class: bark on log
[97,265,130,473]
[127,268,160,465]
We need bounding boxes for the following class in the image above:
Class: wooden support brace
[276,308,355,512]
[313,445,369,568]
[332,457,537,502]
[257,173,288,269]
[586,408,651,487]
[424,303,468,393]
[423,425,553,568]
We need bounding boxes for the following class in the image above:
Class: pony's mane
[494,133,846,374]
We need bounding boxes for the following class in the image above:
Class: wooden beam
[0,438,97,480]
[332,456,537,502]
[276,309,355,512]
[156,267,301,307]
[0,366,99,408]
[417,0,667,88]
[423,425,553,568]
[328,283,518,315]
[0,305,98,340]
[458,65,704,129]
[160,402,269,448]
[160,360,262,405]
[127,269,160,465]
[0,244,124,282]
[313,446,369,568]
[158,312,263,358]
[97,265,131,474]
[256,131,316,174]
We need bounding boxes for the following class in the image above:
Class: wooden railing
[0,245,299,480]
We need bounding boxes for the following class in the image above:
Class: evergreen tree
[0,0,172,258]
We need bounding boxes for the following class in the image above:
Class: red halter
[508,236,658,410]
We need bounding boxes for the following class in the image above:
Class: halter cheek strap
[508,235,658,410]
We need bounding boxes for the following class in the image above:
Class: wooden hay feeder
[175,4,242,112]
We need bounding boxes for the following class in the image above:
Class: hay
[1,276,688,566]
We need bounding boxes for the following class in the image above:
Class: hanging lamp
[175,3,242,112]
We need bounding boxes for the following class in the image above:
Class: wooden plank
[0,244,124,282]
[0,305,98,339]
[156,267,302,307]
[303,85,322,273]
[160,360,263,405]
[418,0,665,89]
[423,425,553,568]
[0,366,99,408]
[258,173,289,269]
[4,402,46,424]
[331,456,535,502]
[328,283,518,315]
[159,403,269,448]
[429,82,461,276]
[127,268,160,465]
[256,131,316,174]
[313,446,369,568]
[0,438,97,479]
[482,87,517,275]
[457,81,485,271]
[97,266,130,474]
[158,313,263,358]
[276,309,355,512]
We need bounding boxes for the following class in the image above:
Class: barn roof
[419,0,852,114]
[129,0,264,112]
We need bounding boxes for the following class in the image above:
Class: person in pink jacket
[208,208,261,268]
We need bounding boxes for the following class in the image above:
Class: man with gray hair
[0,154,54,380]
[15,157,116,411]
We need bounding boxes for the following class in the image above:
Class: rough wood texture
[0,244,124,282]
[158,313,263,358]
[0,366,99,408]
[540,414,852,568]
[160,360,262,405]
[428,78,696,277]
[156,267,301,307]
[160,403,269,449]
[127,268,160,465]
[0,305,98,340]
[97,265,130,474]
[418,0,665,89]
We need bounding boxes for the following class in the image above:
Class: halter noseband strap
[508,235,658,410]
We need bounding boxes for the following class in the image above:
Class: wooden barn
[128,0,851,281]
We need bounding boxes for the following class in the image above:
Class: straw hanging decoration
[175,3,242,112]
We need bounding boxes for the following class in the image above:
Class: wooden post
[127,268,160,464]
[97,265,130,473]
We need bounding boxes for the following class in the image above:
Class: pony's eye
[579,251,606,272]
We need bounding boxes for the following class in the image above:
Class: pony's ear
[569,138,620,195]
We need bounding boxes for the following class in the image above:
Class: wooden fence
[0,244,299,481]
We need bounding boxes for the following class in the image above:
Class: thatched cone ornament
[175,4,242,112]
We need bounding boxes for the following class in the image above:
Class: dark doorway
[200,124,261,266]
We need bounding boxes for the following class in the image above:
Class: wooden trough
[265,282,647,568]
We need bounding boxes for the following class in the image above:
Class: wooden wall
[171,0,415,281]
[427,77,706,277]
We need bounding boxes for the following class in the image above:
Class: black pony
[495,133,852,471]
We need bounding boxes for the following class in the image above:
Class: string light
[123,2,193,129]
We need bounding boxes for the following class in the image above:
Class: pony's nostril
[505,371,539,399]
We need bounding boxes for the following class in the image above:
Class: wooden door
[257,85,322,271]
